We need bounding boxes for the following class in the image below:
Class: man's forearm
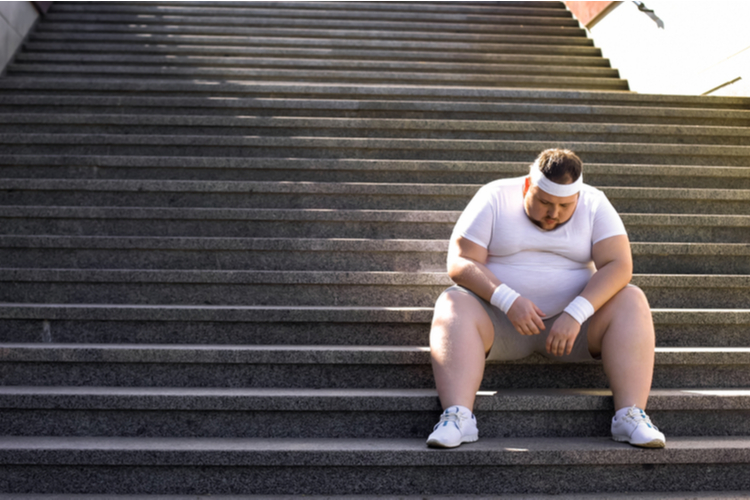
[448,256,502,302]
[579,259,632,311]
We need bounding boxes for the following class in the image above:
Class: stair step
[49,2,574,21]
[0,237,748,274]
[33,23,594,49]
[0,270,747,308]
[1,156,748,189]
[22,42,609,67]
[1,387,748,438]
[2,136,748,165]
[4,78,750,109]
[1,435,750,494]
[2,179,748,213]
[0,304,747,347]
[7,65,626,91]
[2,343,749,389]
[28,31,603,58]
[4,115,748,145]
[3,96,749,126]
[0,206,747,242]
[13,53,618,79]
[39,12,586,36]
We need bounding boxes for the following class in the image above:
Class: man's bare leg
[587,285,655,410]
[430,290,495,410]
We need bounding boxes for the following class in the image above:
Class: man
[427,148,665,449]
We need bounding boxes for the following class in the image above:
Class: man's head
[523,149,583,231]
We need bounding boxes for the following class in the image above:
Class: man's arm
[580,234,633,309]
[546,234,632,356]
[447,236,546,335]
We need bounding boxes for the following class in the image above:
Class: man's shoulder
[479,176,526,193]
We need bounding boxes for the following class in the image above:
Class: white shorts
[438,285,599,363]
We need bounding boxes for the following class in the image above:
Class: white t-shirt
[451,176,628,316]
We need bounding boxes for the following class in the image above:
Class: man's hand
[546,312,582,356]
[507,297,546,336]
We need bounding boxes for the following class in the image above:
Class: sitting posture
[427,148,665,449]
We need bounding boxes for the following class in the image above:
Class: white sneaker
[611,405,666,448]
[426,406,478,448]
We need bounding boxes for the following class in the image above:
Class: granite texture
[15,53,619,80]
[1,305,746,346]
[2,137,749,165]
[1,237,748,273]
[9,65,626,91]
[1,344,748,388]
[13,115,748,145]
[2,178,749,211]
[45,3,578,25]
[39,11,586,35]
[49,1,571,16]
[1,407,749,439]
[4,76,750,107]
[2,462,749,495]
[2,206,746,241]
[1,344,747,366]
[0,270,747,308]
[0,318,430,345]
[0,155,748,188]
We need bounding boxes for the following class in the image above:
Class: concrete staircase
[1,1,749,496]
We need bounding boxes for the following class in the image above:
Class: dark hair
[533,149,582,184]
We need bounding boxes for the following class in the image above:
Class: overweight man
[427,148,665,449]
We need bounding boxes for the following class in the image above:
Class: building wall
[583,1,750,96]
[0,1,39,74]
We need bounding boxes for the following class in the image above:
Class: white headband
[529,162,583,197]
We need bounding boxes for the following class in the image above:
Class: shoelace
[622,405,659,430]
[434,410,470,431]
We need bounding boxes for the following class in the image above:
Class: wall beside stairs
[0,2,39,75]
[582,0,750,97]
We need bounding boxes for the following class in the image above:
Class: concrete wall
[0,1,39,74]
[585,1,750,96]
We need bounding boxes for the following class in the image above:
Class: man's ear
[523,176,530,197]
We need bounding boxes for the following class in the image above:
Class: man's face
[523,179,579,231]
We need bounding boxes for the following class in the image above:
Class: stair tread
[1,435,749,466]
[1,386,749,411]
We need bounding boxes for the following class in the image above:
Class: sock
[445,405,473,417]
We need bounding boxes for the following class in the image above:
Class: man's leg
[430,289,495,410]
[587,285,655,410]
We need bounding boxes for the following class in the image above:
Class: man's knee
[432,289,494,348]
[602,285,650,316]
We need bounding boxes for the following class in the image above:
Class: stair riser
[3,463,749,495]
[0,145,746,166]
[1,248,748,274]
[4,124,747,146]
[26,34,603,57]
[21,44,607,65]
[1,217,745,243]
[0,282,746,308]
[2,165,749,189]
[1,190,747,214]
[2,362,747,389]
[1,319,746,348]
[1,409,747,438]
[7,70,626,91]
[3,107,748,128]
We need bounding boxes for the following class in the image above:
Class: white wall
[0,1,39,74]
[588,1,750,96]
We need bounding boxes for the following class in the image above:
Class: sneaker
[611,405,666,448]
[426,406,478,448]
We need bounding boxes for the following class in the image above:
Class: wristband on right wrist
[490,284,520,314]
[563,296,595,325]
